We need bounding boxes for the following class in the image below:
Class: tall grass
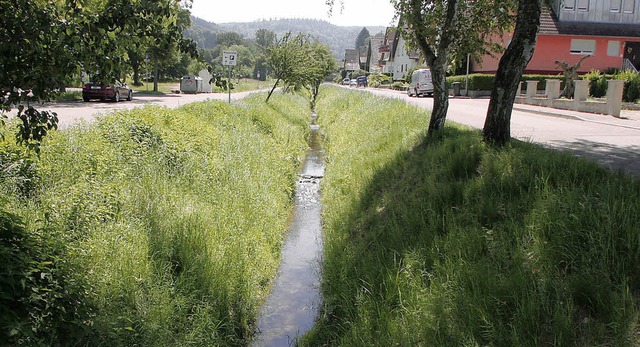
[302,86,640,346]
[0,92,309,345]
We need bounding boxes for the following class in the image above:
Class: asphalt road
[40,91,259,129]
[30,87,640,176]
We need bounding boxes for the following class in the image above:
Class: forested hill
[186,16,385,58]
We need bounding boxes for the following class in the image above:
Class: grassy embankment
[302,86,640,345]
[0,93,310,345]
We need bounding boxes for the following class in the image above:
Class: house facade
[389,33,421,81]
[473,0,640,74]
[378,28,398,74]
[366,33,385,73]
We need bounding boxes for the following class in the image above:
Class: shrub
[368,73,391,88]
[614,70,640,102]
[391,82,408,90]
[583,70,608,98]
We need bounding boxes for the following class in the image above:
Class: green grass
[3,85,640,346]
[213,79,276,93]
[52,91,82,101]
[301,86,640,346]
[133,81,180,94]
[133,79,275,95]
[0,92,309,345]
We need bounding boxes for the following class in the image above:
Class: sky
[189,0,397,27]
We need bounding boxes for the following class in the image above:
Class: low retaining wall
[514,79,624,118]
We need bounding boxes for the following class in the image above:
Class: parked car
[82,81,133,102]
[349,79,357,87]
[342,77,351,85]
[356,75,368,88]
[407,68,434,97]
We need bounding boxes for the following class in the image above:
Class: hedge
[446,74,563,91]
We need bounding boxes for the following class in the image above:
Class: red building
[473,0,640,74]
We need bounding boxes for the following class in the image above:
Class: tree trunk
[153,54,159,92]
[483,0,542,146]
[131,55,141,86]
[266,78,280,102]
[428,63,449,134]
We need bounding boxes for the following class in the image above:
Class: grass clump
[302,86,640,346]
[0,92,309,345]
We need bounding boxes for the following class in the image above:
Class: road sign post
[222,51,237,104]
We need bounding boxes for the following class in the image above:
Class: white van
[408,68,434,97]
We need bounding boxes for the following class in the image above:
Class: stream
[252,113,324,346]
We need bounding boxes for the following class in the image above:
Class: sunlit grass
[0,92,309,345]
[302,86,640,346]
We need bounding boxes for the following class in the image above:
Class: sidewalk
[512,103,640,130]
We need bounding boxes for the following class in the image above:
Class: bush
[583,70,640,102]
[368,73,391,88]
[614,70,640,102]
[391,82,408,90]
[583,70,608,98]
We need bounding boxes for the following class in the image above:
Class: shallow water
[252,114,324,346]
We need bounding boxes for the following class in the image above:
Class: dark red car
[82,82,133,102]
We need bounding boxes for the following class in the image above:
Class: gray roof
[540,7,640,37]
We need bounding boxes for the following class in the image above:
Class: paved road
[40,91,260,129]
[364,88,640,176]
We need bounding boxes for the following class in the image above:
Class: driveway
[364,88,640,176]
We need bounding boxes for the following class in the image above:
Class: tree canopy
[0,0,199,150]
[392,0,516,134]
[266,33,336,104]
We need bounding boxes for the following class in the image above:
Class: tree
[355,27,370,50]
[303,42,337,110]
[482,0,545,145]
[556,55,590,99]
[390,0,515,135]
[266,32,308,102]
[0,0,75,152]
[1,0,200,151]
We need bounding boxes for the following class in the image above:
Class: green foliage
[367,73,391,88]
[446,73,562,91]
[303,86,640,346]
[582,70,640,102]
[614,70,640,102]
[266,32,335,104]
[584,70,608,98]
[0,0,200,147]
[0,93,310,345]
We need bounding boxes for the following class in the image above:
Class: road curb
[513,106,640,131]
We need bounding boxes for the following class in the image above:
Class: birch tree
[390,0,515,135]
[482,0,544,145]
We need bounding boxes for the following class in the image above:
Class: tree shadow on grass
[304,126,640,346]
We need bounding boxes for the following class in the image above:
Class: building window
[608,40,620,56]
[570,39,596,55]
[623,0,635,13]
[564,0,576,10]
[577,0,589,11]
[611,0,622,12]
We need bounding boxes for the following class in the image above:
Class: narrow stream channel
[252,113,324,346]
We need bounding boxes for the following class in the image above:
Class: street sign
[222,51,238,66]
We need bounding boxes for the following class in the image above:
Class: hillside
[187,16,386,58]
